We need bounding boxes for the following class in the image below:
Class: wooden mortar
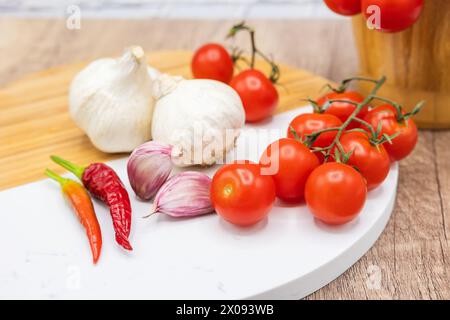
[352,0,450,129]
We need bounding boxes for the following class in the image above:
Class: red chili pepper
[51,156,132,251]
[45,169,102,264]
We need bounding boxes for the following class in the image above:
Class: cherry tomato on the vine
[230,69,279,123]
[317,91,369,129]
[191,43,234,83]
[332,131,390,190]
[363,104,418,161]
[361,0,424,33]
[287,113,342,162]
[210,162,276,226]
[305,162,367,225]
[324,0,362,16]
[260,138,319,202]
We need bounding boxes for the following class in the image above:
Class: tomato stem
[299,98,322,113]
[339,76,381,91]
[321,98,360,113]
[351,117,377,137]
[369,95,405,122]
[308,76,388,160]
[289,125,304,143]
[322,76,382,94]
[330,76,386,148]
[314,75,415,157]
[404,101,425,121]
[227,22,280,83]
[305,127,341,147]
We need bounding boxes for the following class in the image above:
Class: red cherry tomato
[191,43,234,83]
[324,0,362,16]
[332,131,390,190]
[210,162,276,226]
[363,104,418,161]
[230,69,279,123]
[287,113,342,162]
[317,91,369,129]
[361,0,424,33]
[260,138,319,202]
[305,162,367,225]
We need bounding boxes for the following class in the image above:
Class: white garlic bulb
[151,75,245,167]
[69,46,155,153]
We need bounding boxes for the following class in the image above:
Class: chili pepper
[45,169,102,264]
[50,156,133,251]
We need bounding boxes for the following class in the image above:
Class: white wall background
[0,0,339,19]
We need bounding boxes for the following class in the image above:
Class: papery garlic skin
[151,76,245,167]
[147,66,161,80]
[69,46,155,153]
[127,141,173,200]
[153,171,214,217]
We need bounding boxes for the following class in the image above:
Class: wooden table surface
[1,18,449,300]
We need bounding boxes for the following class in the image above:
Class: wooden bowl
[352,0,450,129]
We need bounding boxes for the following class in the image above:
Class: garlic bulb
[69,46,155,153]
[127,141,173,200]
[151,75,245,167]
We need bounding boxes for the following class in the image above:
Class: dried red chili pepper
[45,169,102,263]
[51,156,133,251]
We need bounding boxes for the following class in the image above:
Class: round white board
[0,107,397,299]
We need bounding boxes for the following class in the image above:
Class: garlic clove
[69,46,155,153]
[148,66,161,80]
[151,171,214,217]
[151,73,184,100]
[127,141,173,200]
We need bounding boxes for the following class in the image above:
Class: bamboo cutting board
[0,50,334,191]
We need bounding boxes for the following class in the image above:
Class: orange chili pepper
[45,169,102,264]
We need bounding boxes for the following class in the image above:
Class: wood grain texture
[352,0,450,128]
[0,18,448,300]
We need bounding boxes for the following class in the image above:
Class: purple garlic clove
[152,171,214,217]
[127,141,173,200]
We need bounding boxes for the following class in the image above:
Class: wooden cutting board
[0,50,334,191]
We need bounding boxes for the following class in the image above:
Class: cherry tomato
[191,43,234,83]
[332,131,390,190]
[363,104,418,161]
[362,0,424,33]
[324,0,362,16]
[230,69,279,123]
[260,138,319,202]
[210,162,276,226]
[317,91,369,129]
[287,113,342,162]
[305,163,367,225]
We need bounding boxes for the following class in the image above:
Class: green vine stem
[298,75,422,162]
[227,22,280,83]
[369,95,425,123]
[350,117,377,139]
[322,76,382,94]
[338,76,380,92]
[297,98,322,113]
[321,99,360,112]
[303,127,341,147]
[305,76,388,162]
[300,75,425,163]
